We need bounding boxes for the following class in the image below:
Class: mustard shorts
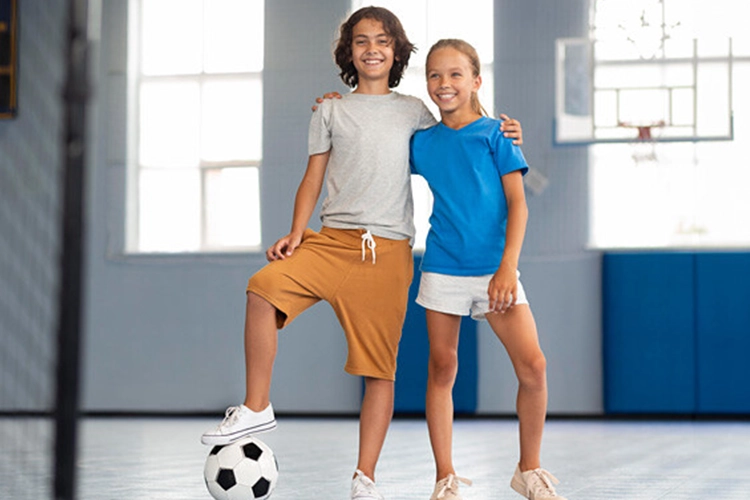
[247,227,414,381]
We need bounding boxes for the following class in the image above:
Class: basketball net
[619,121,664,165]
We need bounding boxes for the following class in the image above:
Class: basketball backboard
[554,37,734,145]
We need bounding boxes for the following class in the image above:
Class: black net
[0,0,84,498]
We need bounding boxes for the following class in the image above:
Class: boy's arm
[499,113,523,145]
[488,170,528,313]
[266,151,330,261]
[309,96,524,146]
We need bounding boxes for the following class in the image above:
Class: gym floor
[73,416,750,499]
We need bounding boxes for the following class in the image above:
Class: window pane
[479,66,494,117]
[139,169,201,252]
[141,0,203,75]
[140,81,201,167]
[590,0,748,249]
[427,0,493,64]
[205,167,261,248]
[590,63,750,248]
[201,78,262,162]
[411,175,433,252]
[204,0,264,73]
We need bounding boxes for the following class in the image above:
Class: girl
[410,39,566,500]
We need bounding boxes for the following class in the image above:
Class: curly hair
[333,6,415,89]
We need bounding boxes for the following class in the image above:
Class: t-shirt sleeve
[308,99,332,155]
[493,129,529,177]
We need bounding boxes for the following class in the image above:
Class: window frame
[127,0,264,254]
[587,0,749,249]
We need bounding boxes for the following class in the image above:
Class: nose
[364,41,379,53]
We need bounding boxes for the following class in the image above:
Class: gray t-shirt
[308,92,436,243]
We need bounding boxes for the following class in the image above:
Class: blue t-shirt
[410,116,528,276]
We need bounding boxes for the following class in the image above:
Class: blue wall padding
[695,253,750,413]
[394,256,478,414]
[603,252,697,413]
[604,252,750,415]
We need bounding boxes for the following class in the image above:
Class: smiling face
[350,18,395,91]
[426,46,482,117]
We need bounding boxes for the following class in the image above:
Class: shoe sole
[510,478,528,498]
[200,419,277,446]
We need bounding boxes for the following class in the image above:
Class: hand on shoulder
[311,91,343,112]
[499,113,523,146]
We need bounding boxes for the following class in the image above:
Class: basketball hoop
[618,121,665,165]
[636,125,654,141]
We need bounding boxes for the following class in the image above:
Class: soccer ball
[204,436,279,500]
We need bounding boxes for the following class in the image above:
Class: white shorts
[416,271,529,321]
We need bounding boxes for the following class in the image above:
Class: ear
[473,74,482,93]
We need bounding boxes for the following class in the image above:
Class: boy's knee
[246,291,286,326]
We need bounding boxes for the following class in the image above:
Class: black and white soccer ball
[204,436,279,500]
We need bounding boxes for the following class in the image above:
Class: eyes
[428,72,465,80]
[354,37,392,47]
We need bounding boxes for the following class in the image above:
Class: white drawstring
[361,230,376,264]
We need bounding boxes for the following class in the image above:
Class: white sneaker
[430,474,472,500]
[351,470,384,500]
[510,465,567,500]
[200,404,276,445]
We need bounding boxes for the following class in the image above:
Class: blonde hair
[426,38,488,117]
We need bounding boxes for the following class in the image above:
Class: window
[129,0,264,253]
[589,0,749,248]
[351,0,494,251]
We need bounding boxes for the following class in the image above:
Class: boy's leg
[202,230,329,445]
[486,305,547,471]
[200,292,284,446]
[425,310,462,481]
[329,231,413,485]
[356,376,394,481]
[244,292,279,411]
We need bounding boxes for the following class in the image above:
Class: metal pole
[54,0,89,498]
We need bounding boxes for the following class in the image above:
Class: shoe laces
[525,468,560,497]
[217,405,243,430]
[435,474,472,499]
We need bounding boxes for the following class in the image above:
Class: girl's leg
[486,305,547,471]
[243,292,279,411]
[425,310,463,481]
[356,377,395,481]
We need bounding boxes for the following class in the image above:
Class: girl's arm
[488,170,528,312]
[266,151,330,261]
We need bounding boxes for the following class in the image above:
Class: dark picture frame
[0,0,18,118]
